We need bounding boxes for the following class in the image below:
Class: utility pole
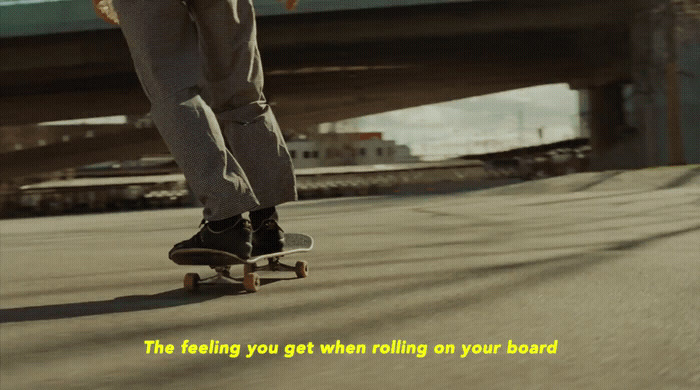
[517,109,524,146]
[666,0,686,165]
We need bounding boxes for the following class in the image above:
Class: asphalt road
[1,166,699,389]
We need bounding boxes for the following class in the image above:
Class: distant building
[0,123,128,154]
[286,132,419,168]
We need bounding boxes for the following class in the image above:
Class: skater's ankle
[208,214,243,232]
[250,207,278,230]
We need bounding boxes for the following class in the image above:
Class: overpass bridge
[0,0,698,178]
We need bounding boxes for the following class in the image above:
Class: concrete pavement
[1,165,699,389]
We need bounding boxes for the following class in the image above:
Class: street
[2,166,699,389]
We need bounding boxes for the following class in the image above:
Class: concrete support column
[628,0,700,166]
[588,83,645,170]
[589,84,624,154]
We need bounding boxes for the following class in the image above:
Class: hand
[277,0,299,11]
[92,0,120,25]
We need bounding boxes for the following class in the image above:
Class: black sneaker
[252,219,285,256]
[169,218,253,260]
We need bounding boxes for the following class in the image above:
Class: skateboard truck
[245,256,305,273]
[183,265,262,293]
[184,257,308,293]
[183,265,257,293]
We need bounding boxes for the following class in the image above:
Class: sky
[334,83,581,160]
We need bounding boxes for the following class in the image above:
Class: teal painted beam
[0,0,467,38]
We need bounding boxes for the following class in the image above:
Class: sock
[208,214,242,232]
[250,207,278,230]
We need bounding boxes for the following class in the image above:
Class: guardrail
[1,159,507,217]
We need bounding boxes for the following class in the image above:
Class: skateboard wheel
[243,272,260,292]
[295,261,308,278]
[243,263,255,275]
[184,273,200,292]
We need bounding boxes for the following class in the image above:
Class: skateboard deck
[169,233,313,292]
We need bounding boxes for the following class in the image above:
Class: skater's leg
[189,0,297,210]
[113,0,259,221]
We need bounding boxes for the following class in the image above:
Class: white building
[286,132,419,168]
[286,139,320,169]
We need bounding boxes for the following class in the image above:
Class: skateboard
[169,233,313,293]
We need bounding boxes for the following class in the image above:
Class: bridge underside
[0,0,637,178]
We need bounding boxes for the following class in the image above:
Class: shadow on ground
[0,279,283,323]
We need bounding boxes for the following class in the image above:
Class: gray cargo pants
[112,0,297,221]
